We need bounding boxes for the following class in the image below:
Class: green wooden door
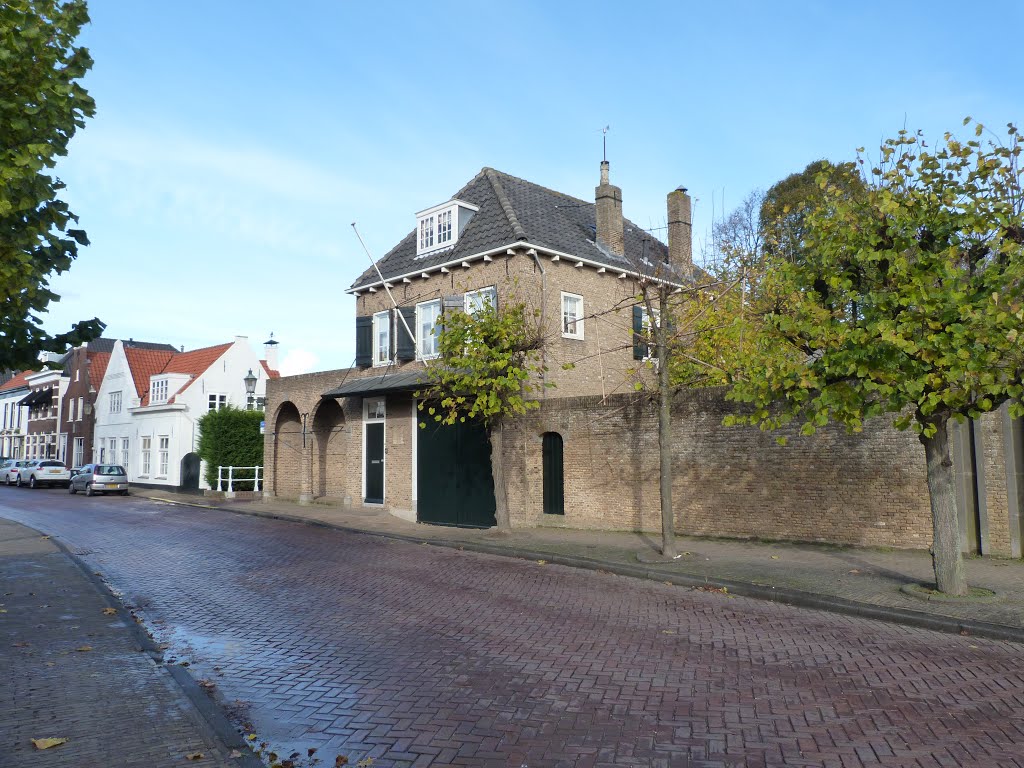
[417,420,495,528]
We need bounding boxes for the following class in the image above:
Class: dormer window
[415,199,479,257]
[151,379,168,403]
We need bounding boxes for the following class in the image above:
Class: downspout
[528,248,547,398]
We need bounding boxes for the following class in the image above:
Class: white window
[365,398,386,420]
[141,437,151,475]
[99,442,105,463]
[641,307,660,361]
[416,299,442,359]
[561,293,584,339]
[74,368,79,382]
[121,438,129,470]
[73,437,84,468]
[436,209,452,245]
[69,398,76,422]
[208,394,227,411]
[158,436,169,476]
[109,438,117,463]
[77,396,83,421]
[419,216,435,251]
[465,286,497,316]
[151,379,168,403]
[373,310,391,366]
[110,390,122,414]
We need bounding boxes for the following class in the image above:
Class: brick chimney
[667,186,692,276]
[595,161,624,256]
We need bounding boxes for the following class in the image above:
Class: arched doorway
[312,398,345,498]
[180,452,201,492]
[542,431,564,516]
[273,402,303,498]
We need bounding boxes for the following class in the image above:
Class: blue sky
[43,0,1024,374]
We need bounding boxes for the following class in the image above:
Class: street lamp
[243,368,258,410]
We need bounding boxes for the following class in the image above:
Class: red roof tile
[87,351,111,391]
[260,360,281,379]
[125,342,233,406]
[0,370,36,393]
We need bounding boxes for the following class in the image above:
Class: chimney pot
[595,161,624,257]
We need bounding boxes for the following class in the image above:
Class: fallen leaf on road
[770,555,779,560]
[198,679,216,689]
[45,662,55,667]
[848,569,861,574]
[969,644,979,649]
[536,560,547,565]
[185,751,204,760]
[32,737,68,750]
[230,750,242,758]
[246,734,257,742]
[0,609,7,614]
[75,646,92,652]
[40,536,50,540]
[12,642,29,647]
[102,608,117,615]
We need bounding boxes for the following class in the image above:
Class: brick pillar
[595,161,624,256]
[298,421,314,505]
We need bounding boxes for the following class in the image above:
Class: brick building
[266,163,689,525]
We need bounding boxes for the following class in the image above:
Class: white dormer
[415,199,479,257]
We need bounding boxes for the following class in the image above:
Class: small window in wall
[208,394,227,411]
[416,299,441,359]
[561,293,584,339]
[373,310,391,366]
[542,432,565,516]
[465,286,496,316]
[110,390,122,414]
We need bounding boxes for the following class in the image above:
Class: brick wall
[505,389,937,549]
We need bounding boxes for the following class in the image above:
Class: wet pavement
[1,489,1024,767]
[0,517,241,768]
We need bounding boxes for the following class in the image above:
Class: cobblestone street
[3,492,1024,767]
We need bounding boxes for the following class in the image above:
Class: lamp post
[243,369,258,410]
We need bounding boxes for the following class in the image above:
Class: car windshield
[97,465,126,476]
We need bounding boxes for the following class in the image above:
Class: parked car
[69,464,129,496]
[17,459,71,489]
[3,459,30,486]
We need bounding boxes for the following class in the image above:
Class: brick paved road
[2,491,1024,767]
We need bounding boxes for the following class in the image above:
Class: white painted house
[94,336,277,490]
[0,371,33,459]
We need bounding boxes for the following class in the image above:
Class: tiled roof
[87,351,111,391]
[124,343,233,406]
[260,360,280,379]
[0,370,35,394]
[350,167,674,290]
[87,337,178,354]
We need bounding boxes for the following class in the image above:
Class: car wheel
[120,490,129,496]
[85,484,94,497]
[16,475,22,487]
[69,483,77,494]
[29,475,37,489]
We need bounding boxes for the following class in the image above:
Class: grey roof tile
[350,168,677,290]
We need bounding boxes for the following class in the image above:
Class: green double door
[417,420,496,528]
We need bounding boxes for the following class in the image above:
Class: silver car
[69,464,129,496]
[1,459,27,486]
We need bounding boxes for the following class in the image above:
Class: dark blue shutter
[355,316,372,368]
[396,306,416,361]
[632,305,648,360]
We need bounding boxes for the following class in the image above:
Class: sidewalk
[150,490,1024,643]
[0,518,257,768]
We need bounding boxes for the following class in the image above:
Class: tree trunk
[920,414,967,596]
[490,420,510,530]
[657,284,676,558]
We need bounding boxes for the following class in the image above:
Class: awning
[18,389,53,407]
[322,369,430,398]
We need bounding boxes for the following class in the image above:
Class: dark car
[69,464,129,496]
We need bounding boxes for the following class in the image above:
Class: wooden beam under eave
[402,277,412,284]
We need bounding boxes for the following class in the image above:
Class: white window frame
[110,390,122,414]
[641,306,660,362]
[158,436,169,477]
[561,292,584,339]
[464,286,497,316]
[372,310,391,367]
[208,393,227,411]
[77,396,83,421]
[121,438,129,469]
[151,379,168,403]
[418,215,435,251]
[416,299,442,360]
[362,397,386,505]
[141,436,152,476]
[73,437,84,468]
[436,208,452,245]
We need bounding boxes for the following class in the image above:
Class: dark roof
[322,369,430,398]
[18,388,53,407]
[350,168,675,290]
[88,337,178,353]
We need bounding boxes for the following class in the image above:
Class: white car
[3,459,29,486]
[17,459,71,489]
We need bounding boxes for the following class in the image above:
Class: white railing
[217,465,263,494]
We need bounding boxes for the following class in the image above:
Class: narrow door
[542,432,564,516]
[365,422,385,503]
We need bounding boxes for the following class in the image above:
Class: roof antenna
[601,125,610,161]
[351,222,416,344]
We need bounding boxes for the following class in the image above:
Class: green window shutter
[632,305,648,360]
[355,316,372,368]
[396,306,416,361]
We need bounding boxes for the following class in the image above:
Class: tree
[1,0,103,370]
[416,296,546,530]
[197,407,266,490]
[721,120,1024,596]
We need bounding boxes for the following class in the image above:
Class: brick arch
[311,398,346,498]
[273,401,303,499]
